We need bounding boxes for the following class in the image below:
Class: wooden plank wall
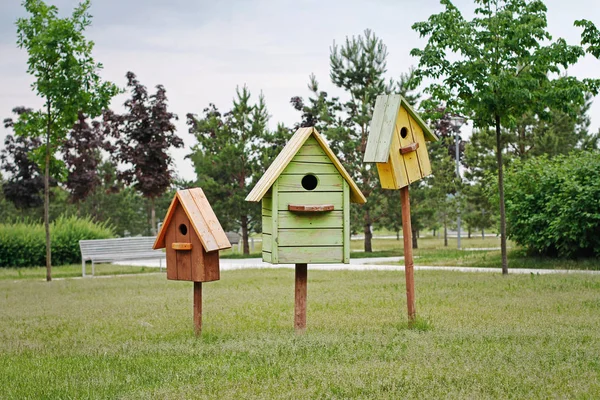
[273,137,345,263]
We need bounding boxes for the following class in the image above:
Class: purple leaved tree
[105,72,183,235]
[63,112,112,206]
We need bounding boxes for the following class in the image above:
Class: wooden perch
[288,204,335,212]
[172,242,192,250]
[400,142,419,154]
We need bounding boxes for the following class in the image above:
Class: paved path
[115,257,600,275]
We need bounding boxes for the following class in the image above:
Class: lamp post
[450,115,466,249]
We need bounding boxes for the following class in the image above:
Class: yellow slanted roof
[153,188,232,252]
[246,127,366,204]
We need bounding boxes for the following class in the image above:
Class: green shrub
[0,216,114,267]
[505,151,600,258]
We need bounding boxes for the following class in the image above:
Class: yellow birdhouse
[364,94,438,189]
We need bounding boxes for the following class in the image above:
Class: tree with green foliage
[104,72,182,235]
[411,0,599,273]
[187,87,274,254]
[13,0,118,281]
[575,19,600,58]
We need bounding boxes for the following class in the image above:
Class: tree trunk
[482,227,485,239]
[150,197,157,236]
[468,225,471,239]
[396,230,400,241]
[241,214,249,255]
[411,227,418,249]
[363,209,372,252]
[44,103,52,282]
[443,219,448,247]
[496,114,508,274]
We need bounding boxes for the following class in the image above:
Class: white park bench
[79,236,164,277]
[79,232,241,277]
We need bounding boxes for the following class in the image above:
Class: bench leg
[92,260,95,277]
[82,259,86,277]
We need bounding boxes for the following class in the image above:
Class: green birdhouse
[246,127,366,264]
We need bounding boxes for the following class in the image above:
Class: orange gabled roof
[153,188,231,252]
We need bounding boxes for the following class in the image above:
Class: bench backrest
[226,232,241,245]
[79,236,162,261]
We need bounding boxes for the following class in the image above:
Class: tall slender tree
[187,87,273,254]
[411,0,599,273]
[105,72,183,235]
[14,0,118,281]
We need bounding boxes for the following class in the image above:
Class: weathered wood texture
[401,187,416,323]
[166,218,177,280]
[162,202,221,282]
[365,95,437,190]
[194,281,202,335]
[279,192,343,210]
[174,205,192,281]
[294,263,307,331]
[288,204,335,212]
[365,94,437,163]
[154,188,231,253]
[246,127,366,204]
[400,142,420,154]
[343,181,350,263]
[258,135,355,264]
[278,247,343,263]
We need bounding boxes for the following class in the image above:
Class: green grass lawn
[0,263,161,281]
[1,269,600,398]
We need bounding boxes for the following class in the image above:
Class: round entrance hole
[400,127,409,138]
[301,174,318,191]
[179,224,188,235]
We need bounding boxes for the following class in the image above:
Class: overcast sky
[1,0,599,181]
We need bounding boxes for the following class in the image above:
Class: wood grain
[287,204,335,212]
[278,228,342,246]
[175,206,192,281]
[400,142,420,154]
[401,186,416,323]
[364,94,390,162]
[278,191,343,211]
[171,243,192,250]
[277,246,343,263]
[194,282,202,335]
[278,211,343,229]
[295,263,307,332]
[278,174,342,192]
[165,219,177,280]
[189,188,232,250]
[343,181,350,263]
[178,190,219,252]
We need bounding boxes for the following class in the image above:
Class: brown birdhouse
[153,188,231,334]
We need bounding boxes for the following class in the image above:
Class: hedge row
[505,151,600,258]
[0,216,114,267]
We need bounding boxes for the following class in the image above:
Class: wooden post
[294,263,307,331]
[194,281,202,335]
[400,186,416,324]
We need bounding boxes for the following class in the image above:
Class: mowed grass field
[1,269,600,398]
